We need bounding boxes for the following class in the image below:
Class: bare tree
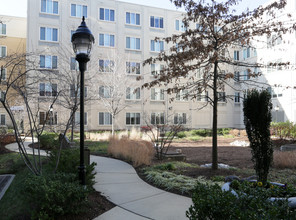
[97,52,140,135]
[142,0,295,169]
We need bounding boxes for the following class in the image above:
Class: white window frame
[0,114,5,125]
[126,113,141,125]
[126,36,141,50]
[151,112,165,125]
[150,40,164,52]
[174,113,187,125]
[99,112,112,125]
[99,86,112,98]
[175,19,186,32]
[150,16,164,29]
[151,64,164,76]
[126,12,140,25]
[126,61,140,75]
[74,112,88,125]
[234,92,240,103]
[99,59,114,72]
[126,87,140,100]
[176,90,189,101]
[151,88,164,101]
[0,46,7,58]
[41,0,58,15]
[99,8,115,22]
[99,33,115,47]
[0,23,6,35]
[40,55,57,69]
[40,27,58,42]
[39,111,58,125]
[71,3,87,18]
[0,68,6,80]
[39,83,58,97]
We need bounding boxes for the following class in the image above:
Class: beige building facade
[0,15,26,128]
[26,0,245,131]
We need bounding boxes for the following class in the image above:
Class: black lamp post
[71,16,94,185]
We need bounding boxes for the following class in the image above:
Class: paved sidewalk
[92,156,192,220]
[5,142,193,219]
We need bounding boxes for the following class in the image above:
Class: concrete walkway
[5,142,192,219]
[92,156,192,220]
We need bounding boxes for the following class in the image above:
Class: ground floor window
[0,114,5,125]
[126,113,140,125]
[39,111,57,125]
[151,112,165,125]
[99,112,112,125]
[174,113,186,124]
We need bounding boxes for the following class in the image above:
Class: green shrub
[39,132,59,149]
[49,148,96,187]
[243,89,273,185]
[23,173,89,219]
[186,182,295,220]
[217,128,231,136]
[176,131,186,139]
[191,129,212,137]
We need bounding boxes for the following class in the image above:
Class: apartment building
[0,15,26,128]
[26,0,246,131]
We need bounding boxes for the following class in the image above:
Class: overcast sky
[0,0,271,18]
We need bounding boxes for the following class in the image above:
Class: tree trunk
[71,117,75,142]
[112,115,115,136]
[212,60,218,170]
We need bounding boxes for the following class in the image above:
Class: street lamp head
[71,16,95,56]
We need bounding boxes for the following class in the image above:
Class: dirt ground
[170,136,253,169]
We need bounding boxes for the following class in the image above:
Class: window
[0,46,6,57]
[126,113,140,125]
[74,112,87,125]
[71,4,87,18]
[126,37,140,50]
[234,71,240,82]
[41,0,58,14]
[99,59,114,72]
[39,111,57,125]
[151,64,164,76]
[126,87,140,100]
[150,40,164,52]
[0,114,5,125]
[0,68,6,80]
[243,69,250,80]
[39,83,57,97]
[176,90,189,101]
[271,87,283,98]
[151,113,165,125]
[99,33,115,47]
[99,8,115,21]
[234,50,239,61]
[218,92,226,102]
[151,88,164,101]
[174,113,186,124]
[175,20,186,31]
[70,57,79,70]
[40,27,58,42]
[0,23,6,35]
[243,47,250,59]
[0,91,5,101]
[235,92,240,103]
[99,112,112,125]
[40,55,57,69]
[70,84,87,98]
[126,12,140,25]
[150,16,163,28]
[126,62,140,74]
[197,91,208,102]
[99,86,112,98]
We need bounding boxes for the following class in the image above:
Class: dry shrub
[273,151,296,169]
[240,130,247,137]
[108,136,155,167]
[229,129,240,137]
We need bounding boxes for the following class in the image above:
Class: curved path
[5,142,192,220]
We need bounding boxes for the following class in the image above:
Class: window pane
[104,34,110,46]
[126,12,130,24]
[41,0,46,12]
[53,1,58,14]
[71,4,76,16]
[46,27,52,40]
[40,27,45,40]
[45,55,51,68]
[52,56,57,69]
[155,17,159,28]
[76,5,82,17]
[131,13,135,24]
[40,83,45,96]
[151,40,155,51]
[83,6,87,18]
[100,8,104,20]
[105,9,109,20]
[52,84,57,96]
[99,112,104,125]
[160,18,163,28]
[136,113,140,124]
[136,14,140,25]
[110,35,114,47]
[40,55,45,68]
[110,10,115,21]
[136,38,140,50]
[150,16,154,27]
[53,28,57,41]
[126,113,130,124]
[176,20,179,31]
[126,37,130,49]
[47,0,52,13]
[99,34,104,46]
